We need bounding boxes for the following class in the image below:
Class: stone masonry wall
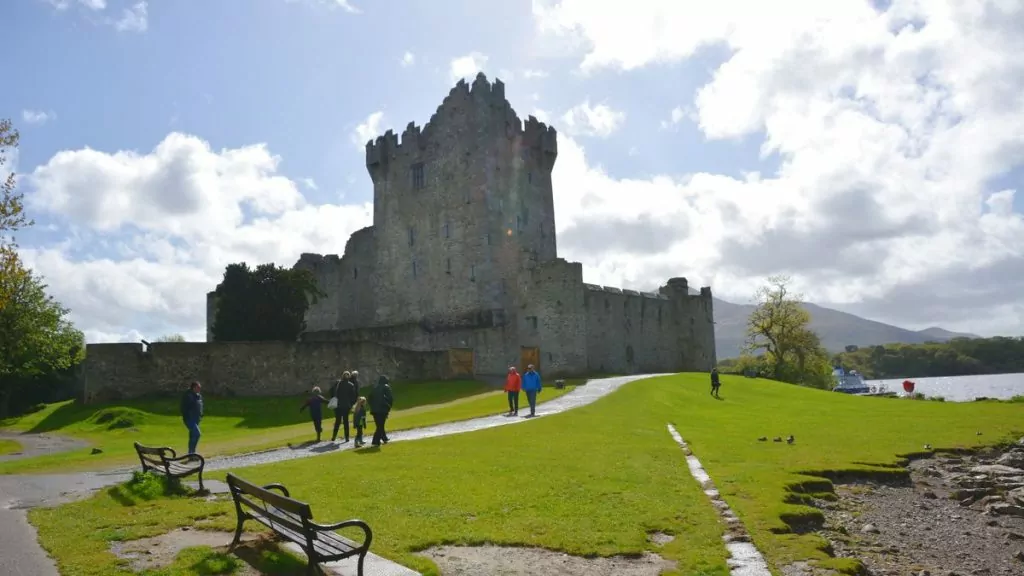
[82,341,449,403]
[583,285,678,374]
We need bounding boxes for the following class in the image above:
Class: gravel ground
[814,440,1024,576]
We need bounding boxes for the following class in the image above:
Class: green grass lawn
[0,379,579,474]
[29,374,1023,576]
[0,438,21,455]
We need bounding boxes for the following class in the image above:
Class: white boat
[832,367,872,394]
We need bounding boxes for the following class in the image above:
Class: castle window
[605,299,610,311]
[526,316,538,330]
[353,266,358,280]
[410,163,425,189]
[412,261,418,278]
[446,258,451,275]
[444,222,450,239]
[486,233,491,246]
[470,265,476,281]
[408,227,415,247]
[528,172,533,184]
[516,215,522,233]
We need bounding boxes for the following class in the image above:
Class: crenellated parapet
[364,72,558,178]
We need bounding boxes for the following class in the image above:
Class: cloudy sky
[4,0,1023,343]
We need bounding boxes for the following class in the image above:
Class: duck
[786,435,795,444]
[924,444,932,451]
[757,436,767,442]
[773,437,783,443]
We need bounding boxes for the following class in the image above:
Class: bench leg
[229,516,244,550]
[197,469,205,492]
[357,551,366,576]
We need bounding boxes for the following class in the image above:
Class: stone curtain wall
[81,341,449,403]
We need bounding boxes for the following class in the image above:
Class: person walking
[710,368,721,398]
[504,366,521,416]
[350,370,361,400]
[300,386,330,442]
[369,375,394,447]
[521,364,542,418]
[179,381,204,454]
[330,371,357,442]
[352,396,368,447]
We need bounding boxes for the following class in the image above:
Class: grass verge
[33,374,1019,575]
[0,380,578,474]
[0,438,21,455]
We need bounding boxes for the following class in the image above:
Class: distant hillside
[709,297,980,359]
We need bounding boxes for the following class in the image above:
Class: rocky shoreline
[810,439,1024,575]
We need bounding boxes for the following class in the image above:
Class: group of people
[179,364,549,455]
[300,370,395,448]
[502,364,542,417]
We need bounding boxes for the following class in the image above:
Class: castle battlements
[365,73,557,171]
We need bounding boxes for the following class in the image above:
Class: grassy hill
[711,297,978,359]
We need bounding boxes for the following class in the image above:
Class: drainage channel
[666,424,771,576]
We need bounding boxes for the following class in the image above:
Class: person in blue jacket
[521,364,542,418]
[179,381,204,454]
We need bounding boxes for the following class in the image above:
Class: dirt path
[0,374,664,576]
[0,431,90,463]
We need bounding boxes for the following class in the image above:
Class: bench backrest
[134,442,176,468]
[226,473,313,532]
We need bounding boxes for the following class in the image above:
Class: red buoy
[903,380,915,393]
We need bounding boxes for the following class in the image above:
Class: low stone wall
[81,341,450,403]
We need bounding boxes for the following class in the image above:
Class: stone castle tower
[207,73,717,377]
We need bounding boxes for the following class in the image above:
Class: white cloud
[560,100,625,138]
[79,0,105,9]
[114,1,148,33]
[284,0,361,13]
[534,0,1024,336]
[301,178,318,191]
[659,106,688,130]
[352,111,386,150]
[449,52,488,82]
[522,69,549,79]
[23,133,373,343]
[401,51,415,67]
[22,110,55,125]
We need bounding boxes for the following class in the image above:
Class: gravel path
[0,374,663,575]
[0,431,90,463]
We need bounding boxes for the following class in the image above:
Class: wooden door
[448,348,474,377]
[520,346,540,372]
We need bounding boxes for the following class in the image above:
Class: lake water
[865,373,1024,402]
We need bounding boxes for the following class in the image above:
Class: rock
[1007,485,1024,504]
[1005,531,1024,541]
[970,464,1024,476]
[977,495,1005,508]
[986,503,1024,517]
[995,450,1024,469]
[861,523,880,534]
[1014,550,1024,562]
[922,490,938,499]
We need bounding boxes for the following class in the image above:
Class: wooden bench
[133,442,206,491]
[225,472,373,576]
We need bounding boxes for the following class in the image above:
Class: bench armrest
[166,453,205,467]
[262,483,290,497]
[311,519,373,547]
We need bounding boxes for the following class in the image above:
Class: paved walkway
[0,374,663,575]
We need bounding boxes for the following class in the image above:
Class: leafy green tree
[0,249,84,416]
[0,119,32,247]
[211,262,324,341]
[833,336,1024,379]
[744,275,832,388]
[156,333,186,342]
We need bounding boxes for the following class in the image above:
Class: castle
[205,73,717,378]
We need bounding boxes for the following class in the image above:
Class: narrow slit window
[528,172,533,184]
[470,265,476,281]
[412,261,418,278]
[410,163,425,189]
[444,222,450,239]
[353,267,358,280]
[408,227,415,247]
[516,215,522,233]
[446,258,451,274]
[486,233,491,246]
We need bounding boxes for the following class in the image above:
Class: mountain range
[709,297,979,359]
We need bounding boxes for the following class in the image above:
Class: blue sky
[4,0,1023,342]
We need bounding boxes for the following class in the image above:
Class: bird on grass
[786,435,795,444]
[772,437,783,443]
[757,436,767,442]
[924,444,932,451]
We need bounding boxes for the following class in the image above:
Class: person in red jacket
[504,366,522,416]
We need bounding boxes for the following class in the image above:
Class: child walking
[299,386,330,442]
[353,396,368,447]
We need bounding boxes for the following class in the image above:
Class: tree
[156,333,186,342]
[1,119,32,247]
[0,249,84,416]
[744,275,832,388]
[211,262,324,341]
